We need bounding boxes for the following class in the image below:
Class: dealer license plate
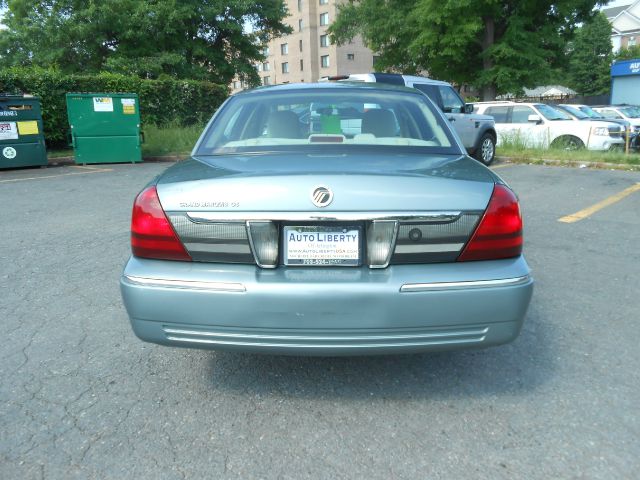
[283,226,361,266]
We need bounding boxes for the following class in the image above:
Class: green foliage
[614,45,640,61]
[567,12,612,96]
[329,0,605,99]
[142,122,205,156]
[0,0,291,86]
[0,68,228,147]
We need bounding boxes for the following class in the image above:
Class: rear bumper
[120,256,534,356]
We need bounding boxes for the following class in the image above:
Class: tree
[567,12,612,96]
[614,44,640,61]
[0,0,291,85]
[328,0,606,100]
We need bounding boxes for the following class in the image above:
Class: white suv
[474,101,624,151]
[320,73,498,164]
[592,105,640,132]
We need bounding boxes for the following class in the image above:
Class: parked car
[474,101,625,150]
[320,73,498,165]
[592,105,640,137]
[557,104,638,150]
[120,82,533,356]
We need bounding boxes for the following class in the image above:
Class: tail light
[131,186,191,261]
[457,184,523,262]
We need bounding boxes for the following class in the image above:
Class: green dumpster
[0,94,48,169]
[66,93,142,164]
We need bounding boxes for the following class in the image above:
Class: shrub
[0,68,228,147]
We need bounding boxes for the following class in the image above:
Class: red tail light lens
[131,186,191,261]
[458,184,523,262]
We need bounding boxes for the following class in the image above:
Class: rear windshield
[196,88,460,155]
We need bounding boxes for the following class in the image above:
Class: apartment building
[231,0,375,93]
[603,2,640,52]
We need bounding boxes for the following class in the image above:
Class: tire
[473,132,496,166]
[551,135,584,150]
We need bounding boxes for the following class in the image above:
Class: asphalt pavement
[1,161,639,479]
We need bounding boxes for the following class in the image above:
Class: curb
[494,156,640,172]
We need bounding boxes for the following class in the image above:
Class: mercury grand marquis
[120,82,533,355]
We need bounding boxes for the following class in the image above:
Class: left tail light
[131,186,192,261]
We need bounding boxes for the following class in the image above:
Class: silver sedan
[120,82,533,355]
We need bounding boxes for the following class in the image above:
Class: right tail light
[457,184,523,262]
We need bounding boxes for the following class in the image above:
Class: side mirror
[528,114,542,124]
[464,103,474,114]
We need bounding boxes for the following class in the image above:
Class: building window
[320,34,330,47]
[299,39,303,52]
[263,76,271,85]
[300,59,304,71]
[263,47,269,56]
[321,55,330,68]
[263,62,270,72]
[233,81,240,89]
[281,43,288,55]
[320,13,329,26]
[630,36,637,47]
[298,0,302,11]
[320,0,328,4]
[256,63,263,72]
[347,53,355,61]
[282,62,289,73]
[299,19,303,31]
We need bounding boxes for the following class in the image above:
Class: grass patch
[496,134,639,165]
[142,123,204,157]
[496,145,640,165]
[46,123,204,159]
[47,149,74,159]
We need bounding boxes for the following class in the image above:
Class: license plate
[283,226,360,266]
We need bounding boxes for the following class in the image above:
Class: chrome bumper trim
[163,326,489,349]
[122,275,246,292]
[186,211,465,223]
[400,275,531,292]
[163,326,489,341]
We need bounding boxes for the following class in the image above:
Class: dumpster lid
[0,93,38,100]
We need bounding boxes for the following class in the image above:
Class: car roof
[234,81,423,97]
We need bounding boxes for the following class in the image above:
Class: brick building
[231,0,375,93]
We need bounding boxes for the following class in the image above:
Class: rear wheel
[473,132,495,166]
[551,135,584,150]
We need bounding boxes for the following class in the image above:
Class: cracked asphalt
[1,162,639,479]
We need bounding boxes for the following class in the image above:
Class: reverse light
[131,186,192,261]
[366,220,398,268]
[247,221,279,268]
[457,184,523,262]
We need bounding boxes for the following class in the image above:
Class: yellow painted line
[558,183,640,223]
[0,168,113,184]
[490,163,516,170]
[70,165,110,171]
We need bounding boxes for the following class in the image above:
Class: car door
[411,83,471,149]
[436,85,474,148]
[509,105,548,147]
[483,106,510,145]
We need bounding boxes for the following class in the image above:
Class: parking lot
[1,161,639,479]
